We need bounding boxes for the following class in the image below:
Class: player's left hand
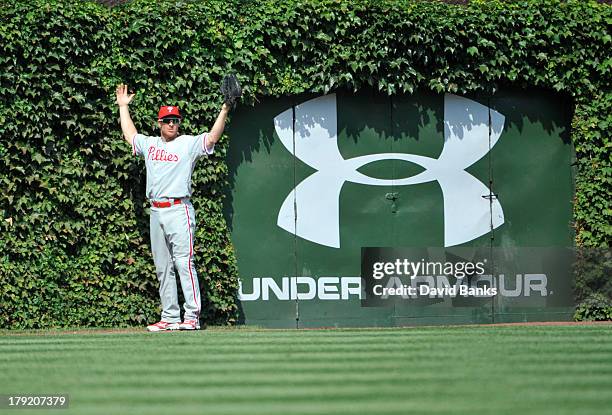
[220,74,242,110]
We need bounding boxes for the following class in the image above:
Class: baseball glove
[220,73,242,110]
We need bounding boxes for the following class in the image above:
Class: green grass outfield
[1,324,611,415]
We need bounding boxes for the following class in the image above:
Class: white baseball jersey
[132,133,214,200]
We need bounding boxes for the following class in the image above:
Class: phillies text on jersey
[132,133,213,200]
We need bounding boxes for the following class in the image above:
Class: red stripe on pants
[184,205,199,313]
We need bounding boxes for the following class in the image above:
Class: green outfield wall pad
[224,89,575,328]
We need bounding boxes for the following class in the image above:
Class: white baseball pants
[149,201,201,322]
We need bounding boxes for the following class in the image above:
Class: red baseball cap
[158,105,182,119]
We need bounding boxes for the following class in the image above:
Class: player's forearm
[119,105,138,145]
[207,104,230,146]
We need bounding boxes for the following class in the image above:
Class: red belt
[151,199,182,208]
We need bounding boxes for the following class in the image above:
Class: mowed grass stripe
[0,337,609,357]
[3,351,612,376]
[1,328,610,351]
[2,343,611,361]
[27,383,611,405]
[1,325,611,415]
[1,327,610,358]
[2,329,610,344]
[1,323,609,340]
[17,371,612,392]
[2,389,609,414]
[6,359,612,382]
[2,344,611,362]
[41,397,503,415]
[6,361,611,382]
[6,356,612,383]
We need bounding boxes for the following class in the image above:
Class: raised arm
[205,103,230,152]
[116,84,137,146]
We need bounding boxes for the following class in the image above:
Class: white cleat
[146,321,180,332]
[178,320,201,330]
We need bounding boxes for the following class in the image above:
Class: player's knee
[155,263,174,278]
[173,255,193,269]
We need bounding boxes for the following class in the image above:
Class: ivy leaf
[32,153,46,164]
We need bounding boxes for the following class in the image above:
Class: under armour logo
[273,93,505,248]
[167,106,174,112]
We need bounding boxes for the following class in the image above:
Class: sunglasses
[160,118,181,125]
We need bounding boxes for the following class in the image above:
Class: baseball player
[115,84,231,331]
